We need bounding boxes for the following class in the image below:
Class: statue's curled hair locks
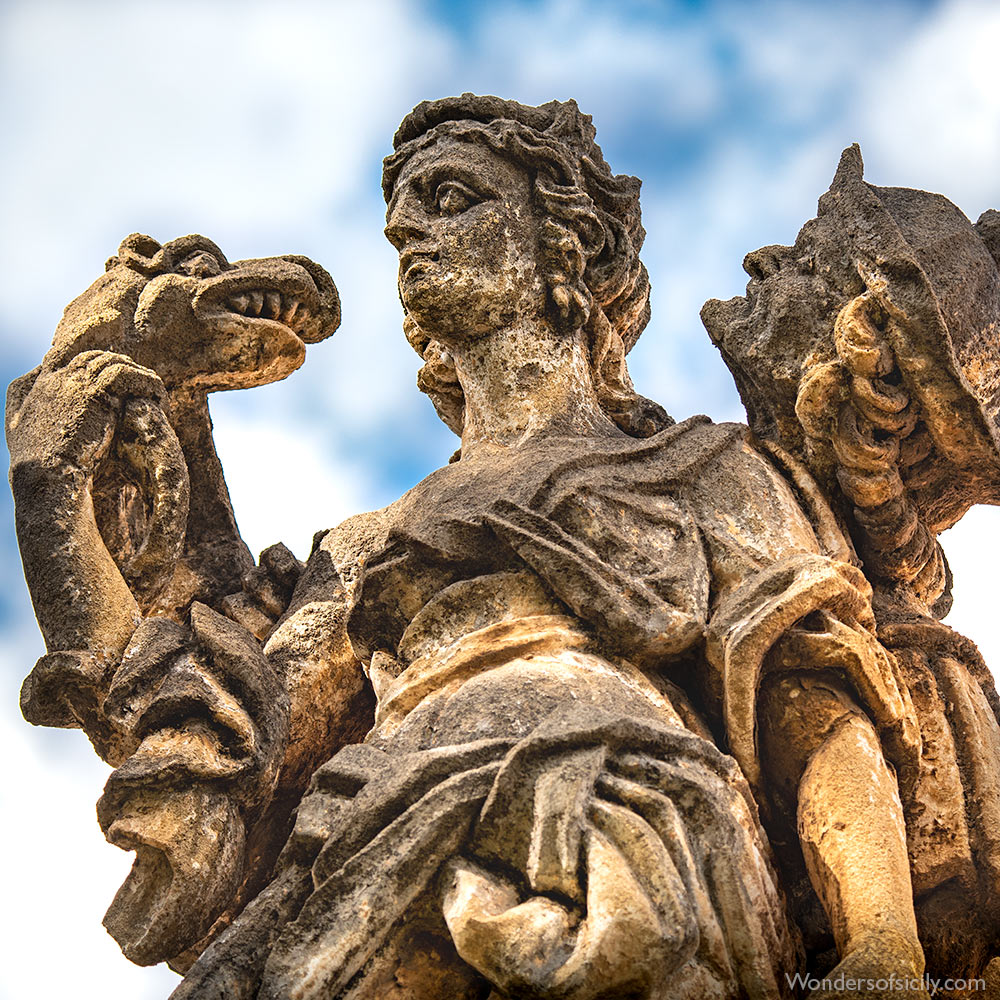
[382,94,672,439]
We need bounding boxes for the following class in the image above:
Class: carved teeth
[226,289,309,335]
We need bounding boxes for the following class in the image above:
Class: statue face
[718,238,843,371]
[701,221,858,441]
[384,137,548,346]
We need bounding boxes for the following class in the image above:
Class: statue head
[42,233,340,393]
[703,146,1000,612]
[703,145,1000,534]
[382,94,670,438]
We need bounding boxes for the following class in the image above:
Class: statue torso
[301,417,826,751]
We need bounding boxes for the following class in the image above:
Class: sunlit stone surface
[8,95,1000,999]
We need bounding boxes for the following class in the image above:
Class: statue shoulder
[673,420,843,567]
[651,416,764,488]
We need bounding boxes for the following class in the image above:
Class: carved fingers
[444,812,696,1000]
[10,349,189,676]
[220,542,305,641]
[8,350,167,470]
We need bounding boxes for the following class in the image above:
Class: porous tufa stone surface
[8,96,1000,998]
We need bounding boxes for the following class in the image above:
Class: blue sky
[2,1,999,996]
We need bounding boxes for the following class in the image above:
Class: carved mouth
[193,261,332,345]
[98,778,246,965]
[102,835,175,963]
[224,288,316,339]
[400,250,440,280]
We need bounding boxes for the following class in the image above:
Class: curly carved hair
[382,94,670,438]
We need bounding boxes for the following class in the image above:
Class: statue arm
[8,350,189,760]
[7,358,360,968]
[6,235,346,969]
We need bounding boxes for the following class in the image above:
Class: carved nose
[384,217,429,251]
[384,193,432,251]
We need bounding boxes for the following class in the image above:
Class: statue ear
[975,209,1000,270]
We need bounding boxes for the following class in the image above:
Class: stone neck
[451,319,620,457]
[163,388,254,604]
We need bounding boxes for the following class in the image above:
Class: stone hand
[220,542,305,642]
[11,351,189,753]
[7,348,170,471]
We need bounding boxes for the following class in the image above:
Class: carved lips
[398,249,440,292]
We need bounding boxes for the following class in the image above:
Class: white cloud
[209,405,379,561]
[630,137,842,420]
[472,0,724,123]
[0,631,180,1000]
[0,0,452,348]
[854,0,1000,214]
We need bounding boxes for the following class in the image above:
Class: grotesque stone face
[704,146,1000,552]
[701,216,862,453]
[385,137,548,345]
[124,242,338,394]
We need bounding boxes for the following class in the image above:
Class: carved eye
[435,181,481,216]
[178,251,222,278]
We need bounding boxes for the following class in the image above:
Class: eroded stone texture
[704,147,1000,984]
[8,96,1000,999]
[7,234,343,964]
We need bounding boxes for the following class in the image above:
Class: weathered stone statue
[8,95,1000,999]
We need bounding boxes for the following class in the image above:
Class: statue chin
[101,787,245,966]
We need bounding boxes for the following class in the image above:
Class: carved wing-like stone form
[6,233,340,965]
[704,146,1000,977]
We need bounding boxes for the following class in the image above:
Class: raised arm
[7,233,351,968]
